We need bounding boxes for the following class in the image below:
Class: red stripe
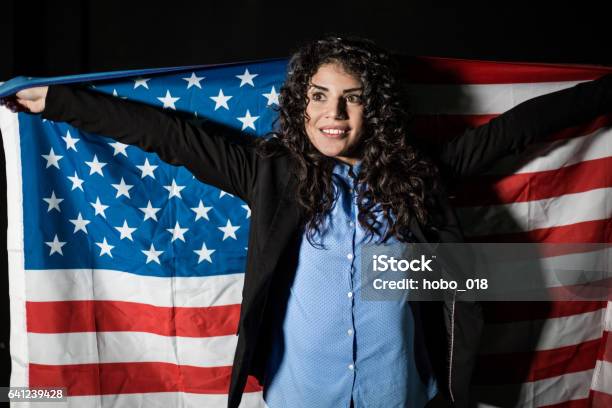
[546,278,612,302]
[598,331,612,362]
[29,362,262,396]
[483,301,607,324]
[466,218,612,243]
[590,390,612,407]
[26,300,240,337]
[453,156,612,207]
[401,56,612,84]
[540,398,590,408]
[474,338,601,385]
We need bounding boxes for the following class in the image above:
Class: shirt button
[346,253,353,260]
[348,220,354,227]
[347,291,353,298]
[347,329,354,336]
[348,364,355,370]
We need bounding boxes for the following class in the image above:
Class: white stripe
[458,187,612,236]
[591,360,612,395]
[479,309,604,354]
[28,331,238,366]
[473,369,593,407]
[26,268,244,307]
[483,126,612,176]
[604,301,612,332]
[11,391,267,408]
[1,107,29,388]
[407,80,587,114]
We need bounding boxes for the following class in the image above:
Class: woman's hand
[0,86,49,114]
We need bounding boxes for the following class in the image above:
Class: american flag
[0,57,611,407]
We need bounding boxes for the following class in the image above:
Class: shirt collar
[332,159,362,180]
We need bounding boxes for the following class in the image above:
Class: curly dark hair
[256,36,442,246]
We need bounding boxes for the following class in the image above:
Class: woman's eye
[311,92,325,101]
[346,94,362,104]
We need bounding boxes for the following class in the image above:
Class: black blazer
[41,74,612,408]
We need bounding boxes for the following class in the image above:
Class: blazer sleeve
[436,73,612,178]
[41,84,258,203]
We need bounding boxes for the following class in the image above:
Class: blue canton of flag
[22,60,286,277]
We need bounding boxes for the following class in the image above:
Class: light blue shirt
[263,161,438,407]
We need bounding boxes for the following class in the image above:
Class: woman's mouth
[320,128,350,139]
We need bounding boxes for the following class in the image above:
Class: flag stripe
[479,309,605,354]
[26,300,239,337]
[411,113,612,146]
[402,57,611,84]
[457,187,612,236]
[28,331,237,367]
[455,156,612,207]
[29,362,263,396]
[467,218,612,243]
[483,301,607,324]
[590,360,612,395]
[64,391,268,408]
[406,81,589,115]
[540,399,590,408]
[476,339,600,384]
[590,390,612,407]
[25,268,244,307]
[471,369,593,407]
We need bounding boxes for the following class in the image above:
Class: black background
[1,0,610,387]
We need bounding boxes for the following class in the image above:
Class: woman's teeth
[321,129,348,135]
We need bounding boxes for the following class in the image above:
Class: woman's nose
[327,98,348,120]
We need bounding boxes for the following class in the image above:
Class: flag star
[95,237,114,258]
[109,141,129,157]
[133,77,151,89]
[137,158,158,179]
[183,72,205,89]
[236,68,258,87]
[191,200,212,221]
[140,200,161,222]
[69,212,91,234]
[112,89,128,99]
[167,221,188,243]
[111,177,134,199]
[263,86,279,106]
[90,197,109,219]
[194,242,215,264]
[45,234,66,256]
[210,89,232,110]
[85,154,107,176]
[142,243,164,264]
[218,219,240,241]
[67,171,85,191]
[43,191,63,212]
[41,148,63,169]
[62,130,80,151]
[115,220,137,241]
[241,204,251,218]
[164,179,186,199]
[219,190,234,198]
[237,110,259,131]
[157,90,180,110]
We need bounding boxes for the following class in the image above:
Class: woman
[3,36,612,408]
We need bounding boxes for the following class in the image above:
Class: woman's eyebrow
[309,83,363,93]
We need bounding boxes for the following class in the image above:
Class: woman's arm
[10,84,259,203]
[437,73,612,178]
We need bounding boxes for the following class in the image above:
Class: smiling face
[304,62,365,165]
